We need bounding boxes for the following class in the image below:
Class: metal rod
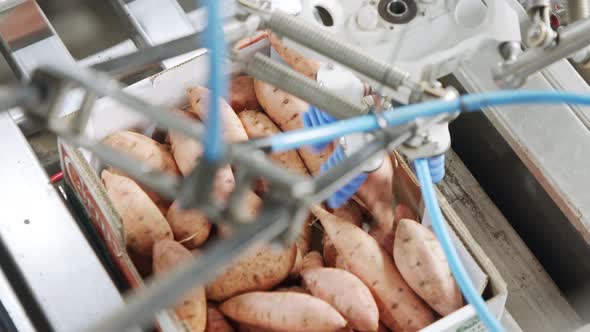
[267,10,413,91]
[66,136,181,200]
[83,203,290,332]
[0,84,39,111]
[0,234,55,332]
[70,91,96,134]
[245,53,368,119]
[35,65,206,142]
[92,16,261,77]
[226,167,255,222]
[229,146,312,197]
[310,126,411,203]
[494,18,590,87]
[178,159,220,210]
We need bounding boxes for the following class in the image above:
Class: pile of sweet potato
[99,36,464,332]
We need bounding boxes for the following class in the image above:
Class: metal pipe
[568,0,590,22]
[493,18,590,87]
[246,53,368,119]
[229,146,312,198]
[34,65,206,142]
[267,10,414,91]
[0,85,39,111]
[83,204,290,332]
[92,16,261,77]
[310,127,411,203]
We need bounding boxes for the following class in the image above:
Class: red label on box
[60,143,141,289]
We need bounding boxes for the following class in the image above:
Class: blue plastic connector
[411,154,446,184]
[302,105,338,152]
[427,154,445,183]
[321,145,369,208]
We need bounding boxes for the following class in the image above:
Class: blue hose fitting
[428,154,445,183]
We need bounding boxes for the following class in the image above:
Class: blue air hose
[414,158,505,332]
[268,90,590,152]
[202,0,226,162]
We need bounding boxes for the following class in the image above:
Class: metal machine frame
[2,0,590,331]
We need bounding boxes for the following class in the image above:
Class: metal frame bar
[85,199,292,332]
[494,17,590,88]
[13,53,425,332]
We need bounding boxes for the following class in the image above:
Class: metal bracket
[0,0,76,135]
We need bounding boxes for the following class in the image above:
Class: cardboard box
[58,45,507,331]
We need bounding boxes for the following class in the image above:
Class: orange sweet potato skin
[102,130,179,213]
[220,292,346,332]
[206,304,235,332]
[230,76,261,113]
[153,239,207,332]
[253,79,333,175]
[313,206,435,332]
[102,130,180,176]
[101,170,173,258]
[166,200,212,249]
[394,218,463,316]
[188,86,249,143]
[268,32,320,79]
[301,251,324,271]
[206,245,297,301]
[370,203,416,255]
[301,267,379,331]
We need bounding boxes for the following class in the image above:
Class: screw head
[527,23,547,47]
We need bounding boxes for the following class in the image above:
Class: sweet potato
[301,267,379,331]
[206,304,235,332]
[153,239,206,332]
[166,200,212,249]
[377,322,390,332]
[102,130,180,176]
[220,292,346,332]
[331,201,364,226]
[297,216,313,256]
[188,86,249,143]
[230,76,261,113]
[238,325,272,332]
[238,110,308,176]
[289,246,304,277]
[312,206,435,332]
[268,32,320,79]
[253,79,333,175]
[334,254,348,271]
[322,234,339,267]
[238,109,313,255]
[206,245,297,301]
[393,218,463,316]
[370,203,416,256]
[102,130,179,212]
[168,110,203,176]
[301,251,324,271]
[322,202,363,268]
[101,170,173,257]
[168,122,237,201]
[274,286,309,294]
[357,156,395,249]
